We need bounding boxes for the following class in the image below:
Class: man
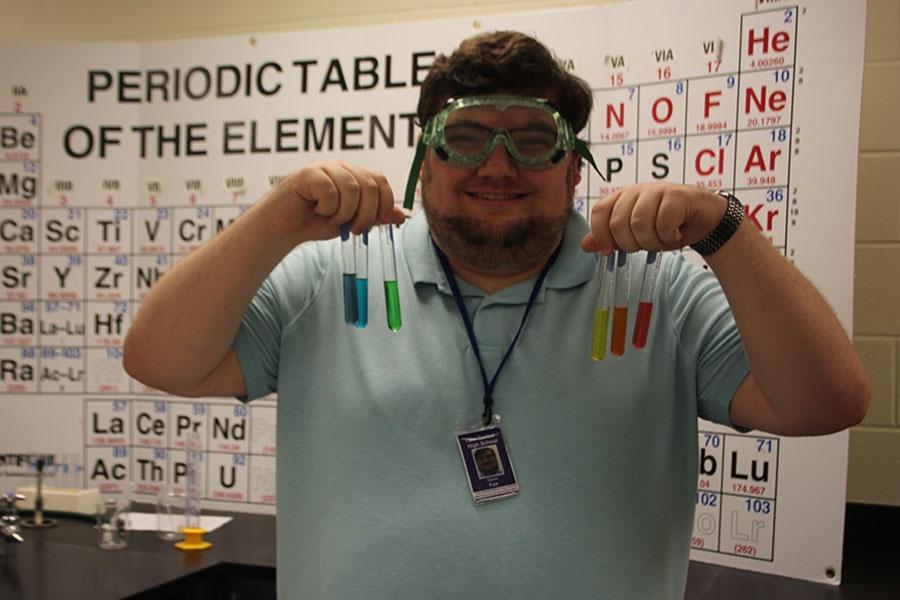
[124,31,868,599]
[473,446,502,478]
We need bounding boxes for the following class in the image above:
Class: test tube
[55,453,81,489]
[32,456,47,526]
[633,251,662,349]
[23,454,57,529]
[184,435,202,530]
[55,454,67,489]
[73,453,85,489]
[339,224,358,325]
[380,224,401,332]
[355,230,369,328]
[591,253,616,361]
[175,432,211,550]
[610,250,630,356]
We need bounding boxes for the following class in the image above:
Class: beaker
[156,486,185,541]
[96,495,130,550]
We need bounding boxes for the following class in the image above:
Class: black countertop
[0,506,275,600]
[1,504,897,600]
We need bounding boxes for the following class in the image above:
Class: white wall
[3,0,896,507]
[0,0,600,41]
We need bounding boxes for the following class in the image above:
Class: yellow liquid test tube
[591,253,616,361]
[592,309,610,361]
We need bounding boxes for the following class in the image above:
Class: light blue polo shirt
[234,210,749,599]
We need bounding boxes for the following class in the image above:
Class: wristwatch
[689,191,744,256]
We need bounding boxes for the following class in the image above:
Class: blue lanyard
[432,240,562,425]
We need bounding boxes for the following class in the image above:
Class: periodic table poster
[0,0,865,585]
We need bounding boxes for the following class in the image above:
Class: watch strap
[690,192,744,256]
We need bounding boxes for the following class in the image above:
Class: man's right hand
[124,161,404,399]
[264,161,406,247]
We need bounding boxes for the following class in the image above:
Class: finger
[580,232,601,253]
[321,162,361,226]
[296,165,341,218]
[608,186,640,252]
[630,187,665,249]
[389,206,407,226]
[345,168,380,234]
[656,191,689,249]
[374,173,397,224]
[588,190,620,254]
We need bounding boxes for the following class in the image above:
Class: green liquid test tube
[384,280,401,332]
[380,224,401,332]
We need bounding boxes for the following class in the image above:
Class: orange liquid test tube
[611,306,628,355]
[610,250,630,356]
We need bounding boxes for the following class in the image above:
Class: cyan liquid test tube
[339,224,358,325]
[355,230,369,328]
[380,224,401,332]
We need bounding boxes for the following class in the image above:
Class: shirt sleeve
[232,243,329,401]
[663,254,750,430]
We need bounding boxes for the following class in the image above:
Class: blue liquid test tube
[380,224,401,332]
[355,230,369,328]
[339,224,358,325]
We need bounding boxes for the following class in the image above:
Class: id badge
[456,420,519,504]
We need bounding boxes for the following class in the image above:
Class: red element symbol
[652,97,674,124]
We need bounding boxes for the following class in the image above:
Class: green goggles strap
[574,139,605,182]
[403,138,427,210]
[403,137,605,211]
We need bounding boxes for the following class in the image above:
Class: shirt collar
[401,209,596,302]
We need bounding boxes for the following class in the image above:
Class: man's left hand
[580,182,727,254]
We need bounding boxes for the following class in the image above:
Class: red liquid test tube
[633,251,662,349]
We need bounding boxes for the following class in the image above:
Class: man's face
[474,447,500,475]
[420,101,582,277]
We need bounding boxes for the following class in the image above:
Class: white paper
[123,512,232,533]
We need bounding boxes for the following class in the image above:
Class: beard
[421,172,574,276]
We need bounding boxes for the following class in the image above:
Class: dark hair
[417,31,593,134]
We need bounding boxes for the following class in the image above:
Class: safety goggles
[403,95,603,209]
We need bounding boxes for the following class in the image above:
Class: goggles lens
[424,96,574,169]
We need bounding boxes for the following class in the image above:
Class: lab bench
[0,505,275,600]
[0,503,897,599]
